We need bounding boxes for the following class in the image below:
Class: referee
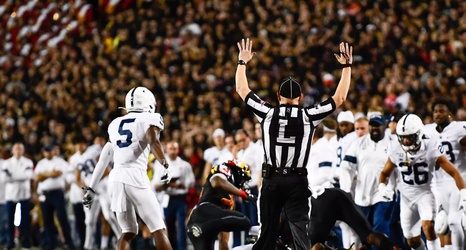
[235,38,353,250]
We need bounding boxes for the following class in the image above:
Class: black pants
[6,200,32,249]
[253,174,311,250]
[187,202,251,250]
[72,203,86,250]
[309,188,372,246]
[40,189,75,250]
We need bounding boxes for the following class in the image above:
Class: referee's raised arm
[234,37,354,250]
[235,38,256,101]
[332,42,353,107]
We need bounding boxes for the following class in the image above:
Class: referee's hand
[334,42,353,65]
[237,38,256,64]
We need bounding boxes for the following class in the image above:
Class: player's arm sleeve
[88,142,113,189]
[146,125,167,166]
[339,139,358,190]
[309,167,334,187]
[210,174,242,196]
[458,122,466,150]
[379,157,395,184]
[438,154,465,190]
[244,91,273,123]
[340,160,356,193]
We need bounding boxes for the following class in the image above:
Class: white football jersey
[424,121,466,181]
[77,144,103,186]
[219,148,234,165]
[389,134,443,203]
[107,112,164,187]
[333,131,358,168]
[307,136,336,187]
[204,146,233,167]
[204,146,221,165]
[237,142,262,187]
[340,134,396,206]
[68,151,84,204]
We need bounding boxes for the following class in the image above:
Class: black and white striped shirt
[245,91,336,169]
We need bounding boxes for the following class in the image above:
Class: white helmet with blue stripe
[124,86,157,113]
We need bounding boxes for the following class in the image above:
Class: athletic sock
[426,238,440,250]
[101,235,109,249]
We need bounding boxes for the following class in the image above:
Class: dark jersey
[198,164,236,209]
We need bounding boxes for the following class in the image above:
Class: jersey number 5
[117,118,135,148]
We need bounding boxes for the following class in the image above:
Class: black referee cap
[279,77,301,99]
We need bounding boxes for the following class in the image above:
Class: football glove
[161,169,172,185]
[378,183,394,201]
[82,187,96,209]
[239,189,257,204]
[246,193,257,204]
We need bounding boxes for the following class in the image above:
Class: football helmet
[396,114,424,152]
[434,206,449,235]
[124,87,157,113]
[225,160,252,188]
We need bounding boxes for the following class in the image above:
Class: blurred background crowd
[1,0,465,165]
[1,0,466,248]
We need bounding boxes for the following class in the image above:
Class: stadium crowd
[1,0,466,249]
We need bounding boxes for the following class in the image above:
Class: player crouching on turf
[186,160,255,250]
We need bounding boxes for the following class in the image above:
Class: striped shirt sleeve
[304,97,336,126]
[244,91,273,123]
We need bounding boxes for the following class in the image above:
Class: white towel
[110,181,126,212]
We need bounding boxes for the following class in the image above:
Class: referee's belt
[272,167,307,176]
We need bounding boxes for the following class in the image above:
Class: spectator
[33,145,75,250]
[2,142,34,249]
[0,155,7,248]
[153,141,195,250]
[354,116,369,137]
[66,135,87,250]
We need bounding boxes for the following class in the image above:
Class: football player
[75,134,121,249]
[424,98,466,250]
[82,86,172,250]
[308,187,398,250]
[186,160,254,250]
[379,114,466,250]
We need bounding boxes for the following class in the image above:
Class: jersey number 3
[117,118,135,148]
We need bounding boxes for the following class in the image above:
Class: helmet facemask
[225,160,251,189]
[396,114,424,153]
[397,131,421,152]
